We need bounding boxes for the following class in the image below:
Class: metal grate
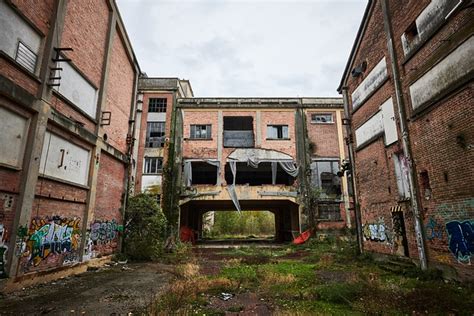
[15,41,37,73]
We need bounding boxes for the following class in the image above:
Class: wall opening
[191,161,219,185]
[202,210,275,240]
[225,162,295,186]
[223,116,254,147]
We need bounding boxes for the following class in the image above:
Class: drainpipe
[341,88,363,255]
[381,0,427,270]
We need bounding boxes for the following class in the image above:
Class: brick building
[338,0,473,279]
[167,98,353,240]
[133,77,193,195]
[0,0,139,288]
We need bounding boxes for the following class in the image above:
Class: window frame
[146,121,166,148]
[266,124,289,140]
[148,98,167,113]
[311,113,334,124]
[143,157,163,174]
[190,124,212,140]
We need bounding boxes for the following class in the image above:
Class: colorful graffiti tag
[0,224,8,278]
[445,220,473,265]
[425,217,444,241]
[90,219,121,245]
[363,218,389,242]
[26,216,81,267]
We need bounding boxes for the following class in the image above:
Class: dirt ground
[0,262,172,316]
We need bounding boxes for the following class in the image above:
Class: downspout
[341,88,363,255]
[381,0,427,270]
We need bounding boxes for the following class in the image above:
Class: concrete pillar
[336,110,351,228]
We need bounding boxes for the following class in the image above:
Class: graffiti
[445,220,474,265]
[83,233,95,261]
[90,220,121,245]
[363,218,389,242]
[436,198,474,221]
[425,217,444,241]
[26,216,81,266]
[0,224,8,278]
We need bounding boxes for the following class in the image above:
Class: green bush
[124,193,168,260]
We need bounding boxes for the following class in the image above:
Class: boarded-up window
[40,132,91,186]
[0,1,41,73]
[393,154,411,199]
[0,106,29,168]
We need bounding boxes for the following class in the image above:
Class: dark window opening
[144,157,163,174]
[267,125,289,139]
[419,170,432,199]
[190,124,212,139]
[318,202,342,221]
[223,116,254,148]
[311,160,342,200]
[146,122,165,147]
[225,162,295,186]
[148,98,167,113]
[405,21,418,40]
[191,162,218,185]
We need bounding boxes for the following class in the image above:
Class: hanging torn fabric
[183,161,192,187]
[271,161,278,185]
[227,185,242,212]
[278,161,299,177]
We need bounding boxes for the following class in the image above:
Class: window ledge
[266,138,291,141]
[317,219,344,222]
[311,122,335,125]
[143,172,163,175]
[185,138,213,141]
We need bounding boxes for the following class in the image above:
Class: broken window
[393,154,411,200]
[224,162,294,186]
[190,124,212,139]
[191,162,219,185]
[419,170,431,200]
[267,125,289,139]
[311,159,342,200]
[223,116,254,148]
[146,122,165,148]
[405,21,418,40]
[311,113,333,124]
[148,98,167,113]
[144,157,163,174]
[318,202,342,221]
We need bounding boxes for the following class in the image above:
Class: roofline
[337,0,374,93]
[176,97,343,109]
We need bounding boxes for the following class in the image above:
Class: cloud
[117,0,367,96]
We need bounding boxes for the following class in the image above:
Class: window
[311,113,333,124]
[318,202,342,221]
[148,98,167,113]
[144,157,163,174]
[15,41,37,73]
[310,159,342,200]
[223,116,254,148]
[146,122,165,148]
[267,125,289,139]
[190,124,212,139]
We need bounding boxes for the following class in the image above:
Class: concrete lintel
[258,191,298,197]
[0,75,37,109]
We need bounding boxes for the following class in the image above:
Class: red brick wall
[261,110,296,158]
[306,110,340,158]
[0,58,40,96]
[182,110,219,159]
[60,0,110,88]
[135,92,174,192]
[10,0,54,36]
[92,152,125,256]
[102,29,135,153]
[50,95,97,133]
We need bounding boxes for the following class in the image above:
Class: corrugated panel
[223,130,254,147]
[15,41,37,73]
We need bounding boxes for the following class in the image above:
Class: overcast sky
[116,0,367,97]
